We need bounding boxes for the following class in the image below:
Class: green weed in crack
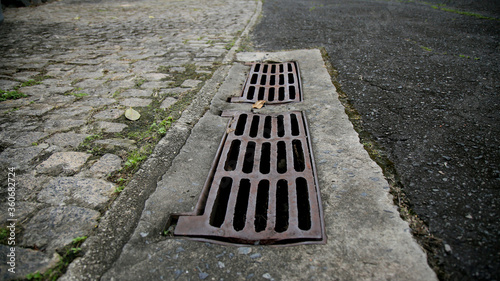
[0,90,27,102]
[25,236,88,281]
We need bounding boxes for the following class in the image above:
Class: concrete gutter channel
[52,4,437,278]
[64,50,437,280]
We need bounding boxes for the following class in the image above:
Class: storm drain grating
[172,111,326,246]
[230,62,302,104]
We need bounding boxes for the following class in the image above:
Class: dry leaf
[226,128,235,134]
[252,100,266,109]
[125,107,140,121]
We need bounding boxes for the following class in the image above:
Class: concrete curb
[101,50,437,280]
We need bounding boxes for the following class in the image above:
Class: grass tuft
[25,236,88,280]
[0,90,28,102]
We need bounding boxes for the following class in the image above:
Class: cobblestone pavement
[0,0,257,279]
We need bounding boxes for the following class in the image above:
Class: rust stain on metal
[173,111,326,246]
[230,62,302,104]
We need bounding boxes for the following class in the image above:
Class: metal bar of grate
[173,111,325,246]
[230,62,302,104]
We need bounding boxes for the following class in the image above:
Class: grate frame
[230,62,303,104]
[173,111,326,246]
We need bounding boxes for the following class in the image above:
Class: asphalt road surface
[252,0,499,280]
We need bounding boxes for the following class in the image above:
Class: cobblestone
[36,152,91,176]
[180,79,202,88]
[84,153,122,179]
[160,97,177,109]
[0,0,256,279]
[93,108,123,120]
[96,121,128,133]
[21,206,100,252]
[120,97,152,107]
[0,245,59,280]
[45,132,89,149]
[37,177,115,210]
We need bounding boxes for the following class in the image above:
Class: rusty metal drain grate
[230,62,302,104]
[172,111,326,246]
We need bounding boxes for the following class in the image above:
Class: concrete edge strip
[99,49,438,280]
[59,4,263,281]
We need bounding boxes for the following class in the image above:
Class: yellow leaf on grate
[252,100,266,109]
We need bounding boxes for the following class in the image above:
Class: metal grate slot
[173,111,326,246]
[230,62,302,104]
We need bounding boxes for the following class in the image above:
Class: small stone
[466,214,473,219]
[444,244,452,252]
[36,152,91,176]
[250,253,261,259]
[217,261,225,268]
[262,273,272,279]
[237,247,252,255]
[198,272,209,280]
[215,252,225,258]
[176,247,185,253]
